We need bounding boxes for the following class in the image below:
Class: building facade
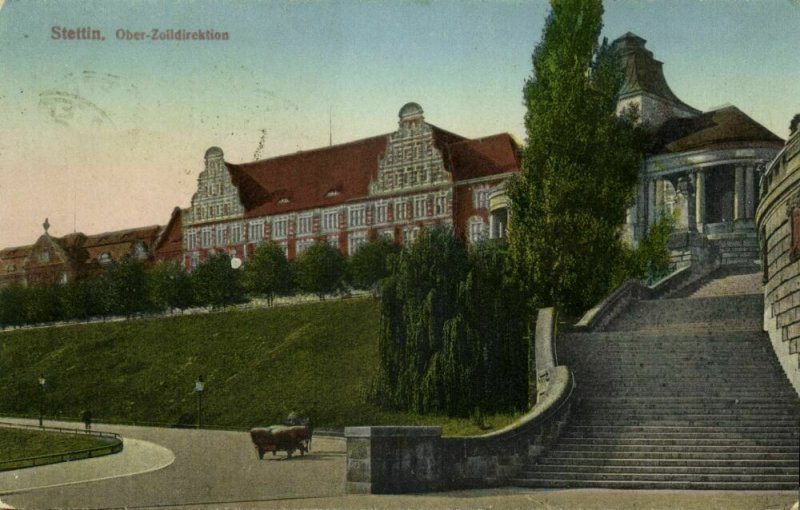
[614,33,784,268]
[0,220,162,288]
[756,122,800,395]
[178,102,520,269]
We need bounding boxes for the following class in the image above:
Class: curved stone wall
[756,129,800,395]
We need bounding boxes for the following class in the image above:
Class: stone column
[695,170,706,233]
[647,178,657,226]
[734,165,745,221]
[684,176,697,232]
[745,165,755,218]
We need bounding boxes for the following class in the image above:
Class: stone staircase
[512,272,800,490]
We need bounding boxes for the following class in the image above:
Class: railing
[0,421,123,472]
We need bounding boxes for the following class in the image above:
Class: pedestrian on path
[82,409,92,431]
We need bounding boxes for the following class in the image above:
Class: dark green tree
[0,285,29,327]
[148,261,194,312]
[622,213,675,284]
[192,253,245,308]
[105,257,150,317]
[294,242,346,299]
[24,285,62,324]
[347,237,400,291]
[455,241,529,413]
[243,242,293,304]
[60,279,92,321]
[509,0,643,315]
[371,226,469,414]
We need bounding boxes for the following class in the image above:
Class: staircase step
[509,478,797,490]
[513,471,798,483]
[564,425,799,436]
[535,456,799,468]
[557,441,799,450]
[522,465,798,476]
[529,274,800,491]
[545,449,799,460]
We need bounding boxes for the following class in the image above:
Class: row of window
[186,194,456,250]
[196,201,235,221]
[385,141,434,164]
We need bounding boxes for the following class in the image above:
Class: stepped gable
[651,105,784,154]
[513,271,800,490]
[612,32,698,113]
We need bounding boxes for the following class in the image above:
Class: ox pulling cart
[249,425,312,459]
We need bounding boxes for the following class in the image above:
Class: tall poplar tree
[509,0,642,315]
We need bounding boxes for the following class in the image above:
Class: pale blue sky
[0,0,798,248]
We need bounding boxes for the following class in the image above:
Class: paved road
[1,418,345,509]
[1,418,796,510]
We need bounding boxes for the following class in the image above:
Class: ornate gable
[186,147,245,226]
[369,103,451,195]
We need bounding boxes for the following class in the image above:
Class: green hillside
[0,298,519,435]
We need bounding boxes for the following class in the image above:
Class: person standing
[82,409,92,431]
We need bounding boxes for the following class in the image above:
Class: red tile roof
[227,134,389,217]
[224,125,517,216]
[447,134,521,181]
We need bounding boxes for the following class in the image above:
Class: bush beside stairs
[512,269,800,490]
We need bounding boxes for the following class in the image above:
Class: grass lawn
[0,298,522,435]
[0,428,111,462]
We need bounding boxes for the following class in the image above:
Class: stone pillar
[648,178,657,226]
[745,165,755,218]
[345,426,442,494]
[679,176,696,232]
[489,213,496,240]
[734,165,745,221]
[695,171,705,233]
[636,180,647,242]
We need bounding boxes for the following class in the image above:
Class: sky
[0,0,798,249]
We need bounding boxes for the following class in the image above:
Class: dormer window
[38,250,50,264]
[325,189,340,198]
[98,252,112,264]
[6,264,15,272]
[278,197,291,204]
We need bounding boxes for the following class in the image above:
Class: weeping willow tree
[371,228,527,417]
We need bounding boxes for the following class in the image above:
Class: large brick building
[172,102,520,269]
[0,220,162,288]
[0,102,520,287]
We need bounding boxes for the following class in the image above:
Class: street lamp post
[38,374,46,427]
[194,375,205,429]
